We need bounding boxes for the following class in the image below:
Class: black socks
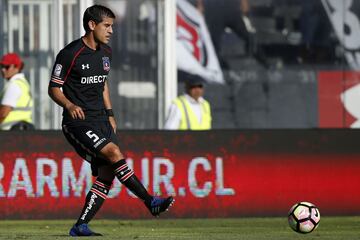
[112,159,152,202]
[76,178,112,226]
[76,159,153,226]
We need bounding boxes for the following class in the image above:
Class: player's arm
[103,80,117,132]
[48,86,85,120]
[48,49,85,120]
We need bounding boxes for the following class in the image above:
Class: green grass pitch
[0,217,358,239]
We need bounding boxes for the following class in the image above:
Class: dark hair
[18,62,24,72]
[83,5,115,32]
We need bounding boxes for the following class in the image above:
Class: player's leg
[100,142,174,216]
[75,176,112,225]
[71,166,113,230]
[63,124,114,236]
[100,142,151,201]
[69,166,114,237]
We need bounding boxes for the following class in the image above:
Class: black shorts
[62,120,118,175]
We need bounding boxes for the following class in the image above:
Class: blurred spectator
[299,0,335,63]
[0,53,34,130]
[196,0,259,69]
[164,73,212,130]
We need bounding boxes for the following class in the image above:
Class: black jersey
[50,38,112,121]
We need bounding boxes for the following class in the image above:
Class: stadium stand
[198,0,342,129]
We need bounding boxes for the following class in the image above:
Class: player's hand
[66,103,85,120]
[109,116,117,133]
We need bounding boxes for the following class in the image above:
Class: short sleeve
[164,103,182,130]
[1,82,22,107]
[49,49,73,88]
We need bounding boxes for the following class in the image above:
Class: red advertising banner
[318,71,360,128]
[0,130,360,219]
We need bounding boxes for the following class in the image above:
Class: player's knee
[101,143,124,163]
[106,146,124,163]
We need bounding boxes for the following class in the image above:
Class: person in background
[164,73,212,130]
[48,5,174,237]
[0,53,34,130]
[195,0,257,69]
[299,0,335,63]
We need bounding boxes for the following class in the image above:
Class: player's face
[93,17,114,44]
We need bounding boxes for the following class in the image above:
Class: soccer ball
[288,202,320,234]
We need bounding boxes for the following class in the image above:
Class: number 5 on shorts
[86,130,99,142]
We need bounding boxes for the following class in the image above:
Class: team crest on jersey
[102,57,110,71]
[54,64,62,77]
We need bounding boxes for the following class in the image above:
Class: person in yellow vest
[164,75,211,130]
[0,53,34,130]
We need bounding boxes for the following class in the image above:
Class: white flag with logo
[322,0,360,69]
[176,0,224,84]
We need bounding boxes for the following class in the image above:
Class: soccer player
[48,5,174,237]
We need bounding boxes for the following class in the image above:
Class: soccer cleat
[145,196,174,217]
[69,223,102,237]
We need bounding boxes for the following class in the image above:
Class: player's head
[185,75,205,101]
[0,53,24,80]
[83,5,116,44]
